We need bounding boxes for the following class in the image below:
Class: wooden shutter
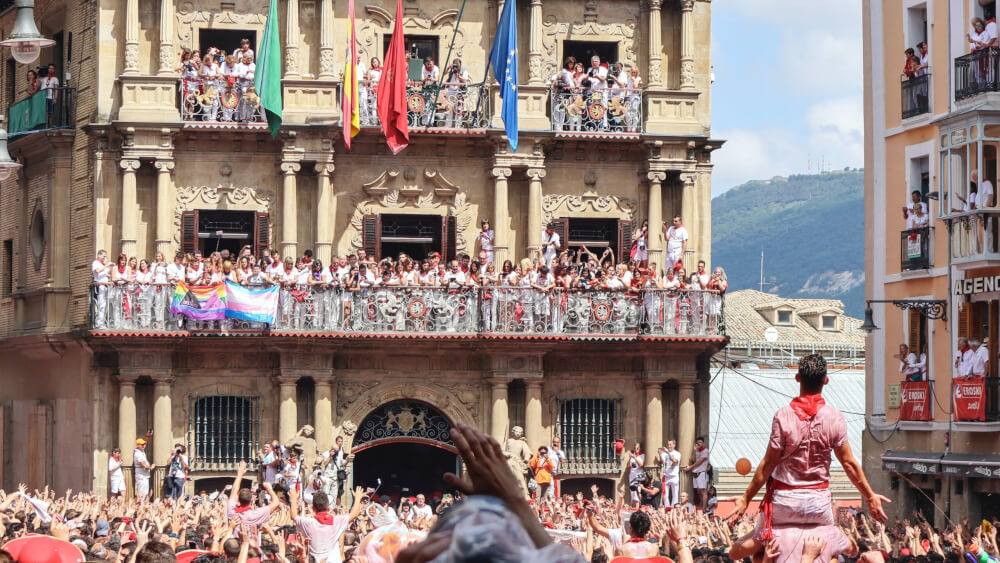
[181,210,199,254]
[972,302,987,341]
[254,212,269,256]
[908,309,921,356]
[363,214,380,260]
[443,215,457,262]
[551,218,569,253]
[958,304,970,340]
[617,219,633,264]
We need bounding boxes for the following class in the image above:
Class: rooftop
[724,289,865,347]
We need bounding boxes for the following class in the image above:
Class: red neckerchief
[118,264,127,274]
[302,258,312,265]
[789,393,826,420]
[314,511,333,525]
[234,504,253,514]
[626,536,648,543]
[961,346,971,355]
[111,454,119,462]
[98,258,105,265]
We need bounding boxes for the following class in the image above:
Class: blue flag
[489,0,518,151]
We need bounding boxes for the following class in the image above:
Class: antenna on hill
[807,153,811,174]
[758,248,772,293]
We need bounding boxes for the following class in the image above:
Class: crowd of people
[177,39,260,122]
[549,55,643,133]
[90,217,727,335]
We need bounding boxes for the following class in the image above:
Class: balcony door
[180,210,268,257]
[363,213,457,262]
[555,217,632,266]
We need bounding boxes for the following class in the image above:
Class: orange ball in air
[736,458,752,476]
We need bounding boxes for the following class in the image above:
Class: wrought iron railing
[955,48,1000,100]
[179,77,265,123]
[90,283,726,338]
[901,73,930,118]
[353,80,492,129]
[557,398,623,475]
[7,86,75,135]
[188,394,260,472]
[901,227,931,270]
[550,86,642,134]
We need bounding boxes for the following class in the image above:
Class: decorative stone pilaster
[280,162,301,258]
[488,378,510,444]
[647,0,663,87]
[117,376,138,464]
[123,0,139,75]
[152,376,175,466]
[679,0,695,89]
[120,159,140,258]
[285,0,301,79]
[491,167,512,267]
[677,381,696,493]
[158,0,175,75]
[526,168,546,257]
[276,376,298,443]
[315,163,336,265]
[528,0,544,84]
[524,379,543,450]
[318,0,336,79]
[647,171,666,266]
[680,172,696,268]
[154,160,174,257]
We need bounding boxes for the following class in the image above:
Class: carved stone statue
[285,425,321,470]
[503,425,533,498]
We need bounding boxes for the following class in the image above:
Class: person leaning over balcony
[907,202,929,230]
[970,17,999,52]
[898,344,923,382]
[971,338,989,377]
[903,48,920,80]
[902,190,928,220]
[956,337,975,379]
[706,266,728,334]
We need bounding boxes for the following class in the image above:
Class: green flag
[8,91,46,134]
[254,0,282,137]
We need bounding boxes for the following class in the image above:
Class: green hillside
[711,170,864,317]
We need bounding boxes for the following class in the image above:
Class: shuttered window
[363,214,381,260]
[254,212,269,256]
[181,210,199,254]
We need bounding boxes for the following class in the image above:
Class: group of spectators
[176,39,259,122]
[549,54,643,132]
[90,216,727,335]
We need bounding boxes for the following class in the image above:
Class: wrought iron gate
[187,394,260,471]
[557,398,623,474]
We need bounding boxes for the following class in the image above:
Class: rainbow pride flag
[170,280,227,320]
[225,281,279,324]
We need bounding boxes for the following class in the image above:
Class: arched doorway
[351,400,459,499]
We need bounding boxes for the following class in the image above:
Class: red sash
[759,479,829,541]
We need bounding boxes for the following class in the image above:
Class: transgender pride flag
[170,281,227,320]
[225,281,279,324]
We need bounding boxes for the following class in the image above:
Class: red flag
[377,0,409,154]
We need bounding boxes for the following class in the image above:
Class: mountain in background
[711,169,864,317]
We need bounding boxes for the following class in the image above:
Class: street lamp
[0,117,22,181]
[0,0,54,64]
[860,299,948,332]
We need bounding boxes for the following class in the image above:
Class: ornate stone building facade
[0,0,721,498]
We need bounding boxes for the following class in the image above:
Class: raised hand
[802,536,827,562]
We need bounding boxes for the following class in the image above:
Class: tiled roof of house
[724,289,865,346]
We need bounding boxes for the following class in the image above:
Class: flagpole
[424,0,468,130]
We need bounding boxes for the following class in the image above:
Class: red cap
[2,536,84,563]
[900,548,912,556]
[176,551,210,563]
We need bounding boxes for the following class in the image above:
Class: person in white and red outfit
[548,436,567,498]
[955,337,975,378]
[226,461,281,539]
[92,250,111,328]
[290,484,365,563]
[664,216,689,272]
[727,354,889,563]
[108,447,125,498]
[478,219,495,264]
[683,437,709,508]
[281,450,303,493]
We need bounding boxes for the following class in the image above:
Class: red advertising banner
[901,381,932,421]
[954,377,987,422]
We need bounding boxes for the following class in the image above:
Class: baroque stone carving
[124,43,139,73]
[285,46,299,76]
[528,53,542,82]
[357,7,466,70]
[319,47,336,77]
[541,15,637,82]
[681,59,695,88]
[349,169,475,252]
[172,184,274,244]
[648,57,662,85]
[542,193,638,223]
[340,420,357,436]
[337,380,380,416]
[159,44,174,73]
[176,0,268,46]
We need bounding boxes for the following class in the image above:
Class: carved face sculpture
[511,426,524,439]
[302,425,315,438]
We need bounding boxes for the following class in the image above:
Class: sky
[710,0,864,196]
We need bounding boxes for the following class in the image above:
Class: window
[384,35,438,81]
[199,29,257,58]
[904,5,927,50]
[2,239,11,296]
[777,310,792,324]
[562,218,633,266]
[29,208,44,266]
[822,315,837,330]
[562,40,619,67]
[189,395,259,470]
[557,398,622,473]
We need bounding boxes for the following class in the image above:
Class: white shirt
[918,51,930,76]
[421,64,440,82]
[169,454,189,479]
[92,260,109,283]
[408,504,433,523]
[548,449,566,473]
[151,262,169,284]
[133,449,151,479]
[109,457,124,483]
[261,451,280,484]
[973,346,989,375]
[40,75,59,99]
[957,347,975,377]
[542,230,561,265]
[587,64,608,88]
[900,352,922,377]
[981,180,995,208]
[661,449,681,481]
[294,514,350,563]
[907,212,930,230]
[445,67,470,90]
[666,226,689,255]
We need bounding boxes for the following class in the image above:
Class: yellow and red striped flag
[342,0,360,149]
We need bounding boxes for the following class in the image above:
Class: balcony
[179,78,266,125]
[950,209,1000,267]
[550,86,643,137]
[955,48,1000,101]
[900,227,931,270]
[6,87,76,137]
[89,283,725,340]
[953,376,1000,422]
[901,74,930,119]
[349,81,493,132]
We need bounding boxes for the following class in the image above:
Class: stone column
[318,0,336,79]
[281,162,301,259]
[525,380,543,450]
[679,0,695,89]
[491,167,512,267]
[526,168,545,257]
[527,0,544,84]
[158,0,175,75]
[489,379,509,444]
[644,382,663,468]
[123,0,139,74]
[285,0,300,79]
[277,377,298,443]
[647,0,663,87]
[120,159,140,258]
[118,377,138,464]
[677,381,696,492]
[152,376,174,466]
[314,163,336,265]
[154,160,174,257]
[647,171,665,267]
[680,173,695,268]
[314,378,334,450]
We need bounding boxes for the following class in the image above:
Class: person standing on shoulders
[290,484,366,563]
[227,461,281,538]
